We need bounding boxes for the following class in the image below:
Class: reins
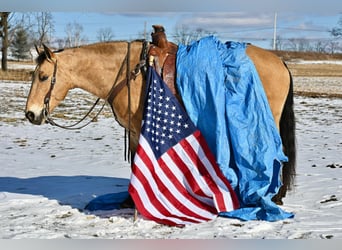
[43,59,106,130]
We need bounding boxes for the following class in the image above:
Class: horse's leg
[246,46,296,204]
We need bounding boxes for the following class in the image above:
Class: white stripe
[133,136,213,222]
[161,153,214,206]
[172,142,213,197]
[130,172,186,225]
[185,134,235,211]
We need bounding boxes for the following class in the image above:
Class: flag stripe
[131,136,215,224]
[141,137,215,220]
[159,150,218,214]
[180,132,236,211]
[190,131,240,210]
[161,152,215,207]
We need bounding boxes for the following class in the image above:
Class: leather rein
[43,40,149,131]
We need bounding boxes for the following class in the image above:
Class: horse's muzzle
[25,110,45,125]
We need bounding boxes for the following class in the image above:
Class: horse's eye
[39,74,49,82]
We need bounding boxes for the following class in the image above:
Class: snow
[289,60,342,65]
[0,79,341,239]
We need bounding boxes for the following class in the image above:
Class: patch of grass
[287,63,342,77]
[0,69,33,81]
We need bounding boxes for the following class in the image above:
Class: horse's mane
[35,39,146,64]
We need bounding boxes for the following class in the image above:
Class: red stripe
[193,131,240,209]
[158,154,217,214]
[179,131,233,211]
[128,184,179,226]
[167,142,212,200]
[131,144,209,223]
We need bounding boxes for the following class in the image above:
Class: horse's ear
[34,44,42,55]
[42,43,55,62]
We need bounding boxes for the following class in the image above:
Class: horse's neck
[60,42,130,99]
[58,42,146,151]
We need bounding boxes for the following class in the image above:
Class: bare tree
[64,21,87,48]
[271,35,285,51]
[173,25,216,45]
[0,12,10,71]
[285,38,312,52]
[330,15,342,38]
[34,12,54,46]
[97,27,114,42]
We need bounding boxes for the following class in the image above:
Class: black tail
[280,65,296,193]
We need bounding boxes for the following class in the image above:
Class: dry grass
[0,68,33,81]
[287,63,342,77]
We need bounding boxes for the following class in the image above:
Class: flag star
[184,123,189,128]
[178,115,183,119]
[176,129,181,134]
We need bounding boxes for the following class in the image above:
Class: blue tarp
[176,36,293,221]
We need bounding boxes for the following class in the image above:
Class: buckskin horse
[25,26,296,205]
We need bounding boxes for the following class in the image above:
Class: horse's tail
[280,64,296,192]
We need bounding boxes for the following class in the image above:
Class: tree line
[1,12,342,71]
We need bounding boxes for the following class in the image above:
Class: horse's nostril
[25,111,35,122]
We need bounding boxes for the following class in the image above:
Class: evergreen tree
[11,26,30,61]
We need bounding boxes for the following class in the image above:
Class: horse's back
[246,45,290,129]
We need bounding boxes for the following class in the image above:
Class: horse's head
[25,44,70,125]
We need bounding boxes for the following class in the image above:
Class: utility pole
[273,12,277,50]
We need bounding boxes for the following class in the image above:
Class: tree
[11,26,30,61]
[64,21,87,47]
[97,27,114,42]
[0,12,10,71]
[34,12,54,46]
[173,25,216,45]
[330,15,342,38]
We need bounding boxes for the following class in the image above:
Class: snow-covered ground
[0,78,341,239]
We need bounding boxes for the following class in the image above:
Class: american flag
[128,68,239,226]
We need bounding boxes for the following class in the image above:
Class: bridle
[42,40,149,131]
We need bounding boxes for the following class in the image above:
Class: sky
[2,0,342,49]
[48,12,341,49]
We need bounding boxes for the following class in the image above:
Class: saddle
[148,25,178,96]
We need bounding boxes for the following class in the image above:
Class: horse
[25,36,296,205]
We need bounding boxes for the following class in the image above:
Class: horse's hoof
[272,196,284,205]
[120,195,135,209]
